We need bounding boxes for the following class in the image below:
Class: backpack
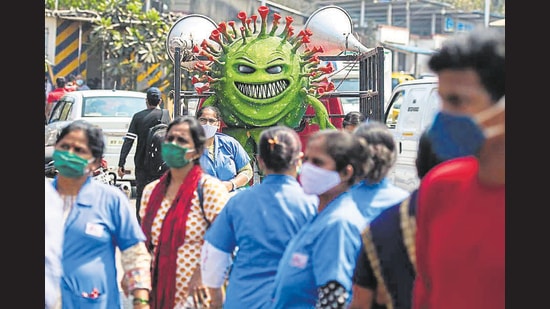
[144,109,170,179]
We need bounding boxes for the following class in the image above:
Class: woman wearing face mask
[196,106,253,193]
[270,129,370,309]
[51,120,152,309]
[140,116,231,309]
[200,126,318,309]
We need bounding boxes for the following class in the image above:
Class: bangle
[230,179,237,191]
[132,297,149,306]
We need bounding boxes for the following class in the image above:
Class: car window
[49,97,74,122]
[385,90,405,129]
[83,96,144,117]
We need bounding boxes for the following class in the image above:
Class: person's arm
[316,280,349,309]
[349,244,377,309]
[201,241,232,309]
[120,242,152,308]
[225,162,253,191]
[118,116,138,178]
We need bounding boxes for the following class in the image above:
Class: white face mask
[202,124,218,139]
[473,95,505,139]
[300,162,341,195]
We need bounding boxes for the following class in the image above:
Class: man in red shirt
[412,28,505,309]
[46,76,70,121]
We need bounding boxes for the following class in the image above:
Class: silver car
[45,89,147,190]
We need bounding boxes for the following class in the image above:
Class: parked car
[45,89,147,191]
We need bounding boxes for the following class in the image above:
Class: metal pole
[174,46,182,117]
[484,0,491,27]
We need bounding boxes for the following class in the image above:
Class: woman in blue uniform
[197,106,253,193]
[51,120,151,309]
[270,129,370,308]
[201,126,318,309]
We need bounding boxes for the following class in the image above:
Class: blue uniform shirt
[200,133,251,182]
[270,192,366,308]
[53,177,146,309]
[350,178,410,223]
[205,174,318,309]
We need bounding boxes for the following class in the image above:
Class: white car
[45,89,147,190]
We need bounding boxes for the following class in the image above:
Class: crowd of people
[45,27,504,309]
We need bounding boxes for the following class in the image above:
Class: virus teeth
[235,80,289,99]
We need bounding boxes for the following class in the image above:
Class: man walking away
[46,76,70,122]
[118,87,171,223]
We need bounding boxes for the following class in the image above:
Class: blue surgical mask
[427,97,505,161]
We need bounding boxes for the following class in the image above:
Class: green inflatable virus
[189,5,336,157]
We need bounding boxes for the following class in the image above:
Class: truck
[383,77,440,191]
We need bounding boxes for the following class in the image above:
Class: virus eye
[238,65,255,74]
[266,65,282,74]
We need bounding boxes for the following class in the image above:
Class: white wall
[45,16,57,65]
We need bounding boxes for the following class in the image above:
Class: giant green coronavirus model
[189,6,336,157]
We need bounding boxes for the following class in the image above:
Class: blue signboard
[444,17,454,32]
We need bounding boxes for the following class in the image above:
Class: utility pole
[484,0,491,27]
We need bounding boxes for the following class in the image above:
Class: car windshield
[83,96,144,117]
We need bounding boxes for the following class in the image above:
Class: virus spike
[317,87,325,95]
[290,29,307,45]
[199,50,221,65]
[199,39,221,56]
[193,62,211,73]
[318,62,334,74]
[251,14,258,33]
[228,21,237,39]
[285,26,294,41]
[326,82,336,92]
[195,83,210,94]
[258,6,269,36]
[246,18,253,33]
[217,22,234,43]
[240,26,247,44]
[269,13,281,36]
[209,29,228,53]
[237,11,251,37]
[303,45,324,57]
[278,16,293,39]
[292,34,309,53]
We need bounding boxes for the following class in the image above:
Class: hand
[118,167,125,178]
[207,287,224,309]
[224,181,235,192]
[187,267,210,308]
[120,276,129,297]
